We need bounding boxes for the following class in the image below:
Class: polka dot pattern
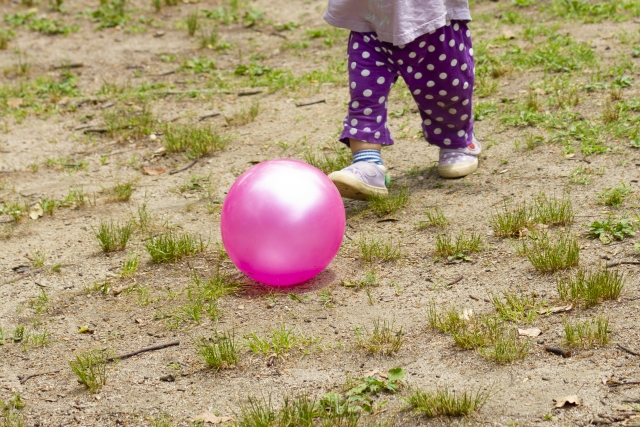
[341,20,475,149]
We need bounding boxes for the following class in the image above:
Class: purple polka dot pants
[340,21,475,149]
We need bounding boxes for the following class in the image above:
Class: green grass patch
[518,232,579,272]
[69,349,109,393]
[407,386,490,417]
[145,231,205,263]
[564,317,610,348]
[163,124,228,159]
[557,268,625,307]
[597,182,632,208]
[245,324,320,358]
[587,216,637,244]
[107,180,135,202]
[195,330,240,370]
[490,292,538,324]
[434,230,483,259]
[358,236,401,263]
[303,143,351,175]
[94,220,133,252]
[103,105,155,141]
[357,319,403,356]
[368,185,408,217]
[92,0,128,29]
[417,207,448,229]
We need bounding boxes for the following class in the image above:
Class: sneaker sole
[438,159,478,179]
[328,171,388,201]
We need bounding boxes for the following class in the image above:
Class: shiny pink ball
[221,159,345,286]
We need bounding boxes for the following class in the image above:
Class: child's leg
[392,21,479,178]
[329,32,397,200]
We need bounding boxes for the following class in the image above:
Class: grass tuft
[358,319,403,355]
[69,349,109,393]
[407,386,490,418]
[225,101,260,126]
[359,236,401,263]
[94,220,133,252]
[369,186,408,217]
[163,124,228,159]
[195,330,240,370]
[518,232,579,272]
[557,268,624,307]
[108,181,135,202]
[121,252,139,277]
[564,317,610,348]
[145,231,205,263]
[417,207,448,229]
[597,182,632,208]
[491,292,538,324]
[303,143,351,174]
[434,230,483,258]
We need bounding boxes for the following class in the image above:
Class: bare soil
[1,0,640,426]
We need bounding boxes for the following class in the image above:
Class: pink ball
[221,159,345,286]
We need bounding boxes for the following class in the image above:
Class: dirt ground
[1,0,640,426]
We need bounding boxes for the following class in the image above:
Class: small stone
[159,374,175,382]
[154,31,166,38]
[266,302,276,309]
[149,134,157,141]
[542,376,551,381]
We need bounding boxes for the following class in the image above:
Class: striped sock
[352,149,383,166]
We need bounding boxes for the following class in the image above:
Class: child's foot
[438,139,482,179]
[329,162,388,201]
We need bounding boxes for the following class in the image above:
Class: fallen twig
[107,341,180,362]
[544,346,571,358]
[618,343,640,356]
[155,69,176,76]
[607,381,640,388]
[169,159,198,175]
[83,127,108,134]
[446,276,464,287]
[52,62,83,70]
[198,112,221,121]
[18,370,61,384]
[606,261,640,268]
[295,99,326,108]
[238,88,264,97]
[0,170,13,174]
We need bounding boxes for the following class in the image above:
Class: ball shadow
[240,268,338,297]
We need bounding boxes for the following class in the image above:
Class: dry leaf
[142,166,166,176]
[29,203,43,220]
[534,88,546,95]
[194,411,234,424]
[7,98,23,109]
[363,369,381,378]
[565,153,575,159]
[553,395,580,408]
[461,308,473,320]
[518,328,542,337]
[503,30,516,39]
[539,304,573,315]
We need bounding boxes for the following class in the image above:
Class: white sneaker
[438,138,481,179]
[328,162,388,201]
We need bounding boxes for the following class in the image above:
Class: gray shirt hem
[323,9,472,46]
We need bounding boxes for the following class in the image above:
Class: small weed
[69,349,109,393]
[49,0,64,11]
[532,193,574,226]
[417,207,448,229]
[490,203,530,238]
[491,292,538,323]
[557,268,625,308]
[588,216,636,244]
[185,10,199,36]
[13,325,25,343]
[235,396,277,427]
[104,105,155,141]
[195,330,240,370]
[358,319,403,356]
[31,289,49,315]
[278,394,319,426]
[407,386,490,418]
[108,181,135,202]
[92,0,128,29]
[190,269,242,299]
[479,331,530,363]
[64,186,90,208]
[145,231,205,263]
[85,281,112,295]
[94,220,133,252]
[163,124,228,159]
[303,143,351,175]
[245,324,315,357]
[148,413,173,427]
[518,232,579,272]
[342,270,378,289]
[602,103,621,124]
[0,393,25,427]
[31,250,45,268]
[564,317,610,348]
[369,186,409,217]
[569,165,604,185]
[597,182,632,208]
[358,236,401,263]
[121,252,139,277]
[225,101,260,126]
[434,230,483,258]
